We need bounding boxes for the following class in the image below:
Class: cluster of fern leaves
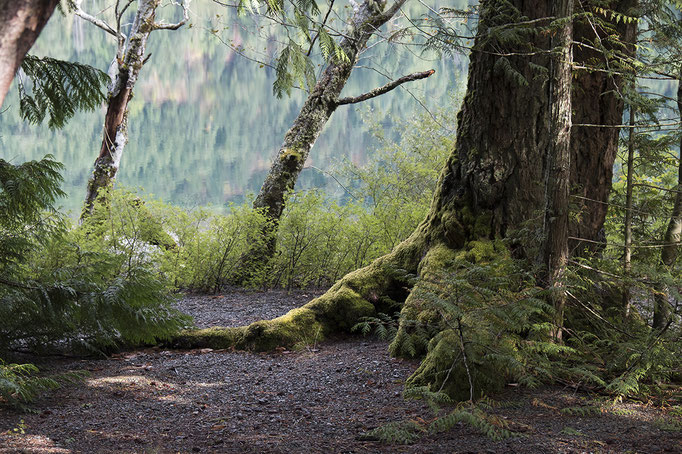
[356,245,681,411]
[0,156,189,406]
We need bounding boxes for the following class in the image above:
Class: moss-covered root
[172,229,428,351]
[171,261,406,351]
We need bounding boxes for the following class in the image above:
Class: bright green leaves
[263,0,347,98]
[273,40,315,98]
[17,55,109,129]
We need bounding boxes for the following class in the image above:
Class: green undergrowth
[0,360,85,410]
[0,157,189,357]
[359,394,519,445]
[354,238,682,404]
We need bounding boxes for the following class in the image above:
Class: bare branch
[73,0,119,37]
[153,0,191,30]
[335,69,435,106]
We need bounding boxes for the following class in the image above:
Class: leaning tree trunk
[0,0,59,107]
[82,0,159,217]
[570,0,638,254]
[174,0,635,400]
[653,72,682,330]
[244,0,406,268]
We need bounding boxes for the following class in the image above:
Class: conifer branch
[335,69,435,106]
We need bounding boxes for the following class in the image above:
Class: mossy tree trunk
[81,0,188,219]
[242,0,408,272]
[0,0,59,107]
[176,0,636,400]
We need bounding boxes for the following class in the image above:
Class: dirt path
[0,290,680,453]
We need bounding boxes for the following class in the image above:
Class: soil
[1,289,681,453]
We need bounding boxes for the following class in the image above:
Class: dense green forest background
[0,0,468,214]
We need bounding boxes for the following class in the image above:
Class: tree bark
[544,0,573,341]
[82,0,188,218]
[0,0,59,107]
[570,0,638,254]
[243,0,407,267]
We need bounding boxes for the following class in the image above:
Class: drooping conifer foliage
[17,55,109,129]
[0,156,188,357]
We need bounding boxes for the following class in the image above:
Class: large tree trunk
[570,0,638,254]
[243,0,406,269]
[175,0,636,400]
[0,0,59,107]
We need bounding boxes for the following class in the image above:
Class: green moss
[280,147,304,163]
[440,211,466,248]
[239,307,325,351]
[171,326,246,350]
[417,243,458,279]
[405,329,506,402]
[307,284,376,330]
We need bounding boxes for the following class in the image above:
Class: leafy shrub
[150,199,269,292]
[0,361,59,408]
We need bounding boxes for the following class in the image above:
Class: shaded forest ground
[0,290,680,453]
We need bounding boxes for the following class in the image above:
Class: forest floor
[0,290,681,453]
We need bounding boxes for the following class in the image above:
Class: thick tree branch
[153,0,191,30]
[335,69,435,106]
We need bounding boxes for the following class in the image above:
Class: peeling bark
[82,0,189,218]
[0,0,59,107]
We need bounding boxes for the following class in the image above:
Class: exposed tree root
[171,229,427,351]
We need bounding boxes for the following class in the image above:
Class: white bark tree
[79,0,190,218]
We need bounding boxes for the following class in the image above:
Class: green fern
[18,55,109,129]
[358,420,425,444]
[0,360,84,409]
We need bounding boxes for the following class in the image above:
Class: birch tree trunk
[81,0,188,218]
[544,0,573,341]
[623,103,636,315]
[0,0,59,107]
